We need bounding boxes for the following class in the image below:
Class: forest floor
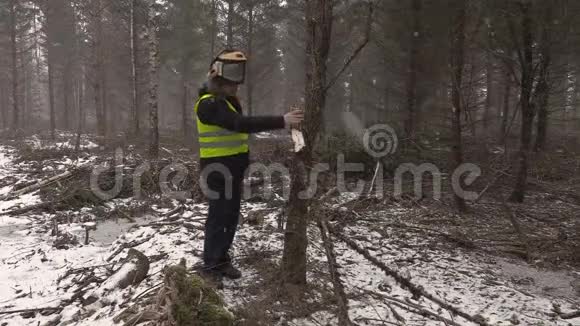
[0,132,579,326]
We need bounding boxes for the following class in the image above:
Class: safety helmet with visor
[208,50,247,84]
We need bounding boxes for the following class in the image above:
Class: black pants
[200,154,248,269]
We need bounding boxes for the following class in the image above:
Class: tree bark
[510,1,534,203]
[22,53,28,126]
[180,57,192,146]
[484,31,493,133]
[246,3,254,116]
[209,0,217,59]
[450,0,467,212]
[534,5,552,152]
[227,0,235,48]
[0,84,6,130]
[48,52,56,139]
[404,0,421,142]
[500,70,511,143]
[63,61,72,130]
[9,0,20,132]
[147,0,160,158]
[93,0,106,138]
[131,0,141,136]
[281,0,333,286]
[75,71,85,152]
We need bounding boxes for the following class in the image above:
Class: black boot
[197,265,224,289]
[219,262,242,279]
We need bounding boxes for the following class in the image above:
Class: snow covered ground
[0,145,579,325]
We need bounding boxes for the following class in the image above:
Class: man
[194,49,303,282]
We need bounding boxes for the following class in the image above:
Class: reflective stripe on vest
[194,94,249,158]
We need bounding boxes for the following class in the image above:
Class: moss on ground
[164,262,233,326]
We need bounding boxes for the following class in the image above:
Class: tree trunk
[484,32,493,134]
[48,55,56,139]
[227,0,234,48]
[510,1,534,203]
[382,65,390,124]
[180,57,192,146]
[75,68,85,152]
[101,67,109,135]
[246,4,254,116]
[22,54,28,127]
[450,0,467,212]
[33,1,41,75]
[209,0,217,59]
[534,5,552,152]
[94,0,106,138]
[147,0,160,158]
[1,84,6,130]
[9,0,19,132]
[131,0,141,136]
[63,62,72,130]
[281,0,333,287]
[576,71,580,143]
[500,71,511,143]
[404,0,421,142]
[535,89,548,152]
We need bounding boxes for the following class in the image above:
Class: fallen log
[2,169,75,200]
[560,310,580,319]
[0,307,60,316]
[0,201,56,216]
[85,249,150,305]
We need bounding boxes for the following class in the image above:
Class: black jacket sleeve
[197,97,286,134]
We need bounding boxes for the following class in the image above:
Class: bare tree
[245,1,255,116]
[450,0,467,212]
[281,0,334,286]
[146,0,160,157]
[9,0,19,132]
[404,0,421,142]
[509,0,534,203]
[226,0,235,48]
[130,0,142,136]
[533,4,553,152]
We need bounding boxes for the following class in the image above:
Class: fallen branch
[560,310,580,319]
[549,306,580,320]
[162,204,185,217]
[107,235,154,261]
[330,225,488,326]
[474,166,510,203]
[2,168,77,200]
[0,201,56,216]
[318,218,352,326]
[500,197,531,261]
[0,307,61,315]
[379,295,461,326]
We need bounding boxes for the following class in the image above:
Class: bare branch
[324,1,374,93]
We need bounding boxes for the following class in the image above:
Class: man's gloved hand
[284,109,305,128]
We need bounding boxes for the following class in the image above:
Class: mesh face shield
[220,62,246,84]
[209,50,248,85]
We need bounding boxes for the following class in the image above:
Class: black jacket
[196,86,285,174]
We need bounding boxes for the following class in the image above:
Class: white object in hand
[292,129,306,153]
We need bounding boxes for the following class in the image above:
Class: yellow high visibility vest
[194,94,249,158]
